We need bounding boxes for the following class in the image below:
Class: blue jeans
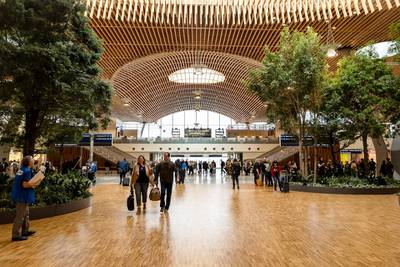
[273,174,280,191]
[119,171,126,184]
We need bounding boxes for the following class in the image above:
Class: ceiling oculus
[169,65,225,84]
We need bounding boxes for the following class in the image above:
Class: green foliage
[0,173,13,211]
[0,171,92,211]
[326,48,399,166]
[0,0,113,155]
[35,171,92,205]
[299,175,400,188]
[390,22,400,61]
[247,27,326,134]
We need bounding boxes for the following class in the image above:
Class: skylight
[357,41,397,58]
[169,66,225,84]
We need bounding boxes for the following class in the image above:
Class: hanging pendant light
[326,20,338,58]
[327,47,338,58]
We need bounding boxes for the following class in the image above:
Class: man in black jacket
[231,159,241,190]
[155,152,178,213]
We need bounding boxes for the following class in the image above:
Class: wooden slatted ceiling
[112,51,266,122]
[86,0,400,122]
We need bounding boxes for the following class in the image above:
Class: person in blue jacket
[11,156,44,241]
[118,158,128,185]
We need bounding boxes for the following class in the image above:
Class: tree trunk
[304,146,309,176]
[23,110,40,156]
[298,115,306,176]
[372,135,389,177]
[329,132,336,162]
[313,145,318,184]
[362,133,369,178]
[59,144,64,172]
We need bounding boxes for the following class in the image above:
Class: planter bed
[0,197,91,225]
[290,184,400,195]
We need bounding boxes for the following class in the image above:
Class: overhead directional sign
[79,133,113,146]
[280,135,299,147]
[185,128,212,138]
[280,134,335,147]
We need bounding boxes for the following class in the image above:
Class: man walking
[118,158,128,185]
[178,159,187,184]
[231,159,241,189]
[155,152,178,213]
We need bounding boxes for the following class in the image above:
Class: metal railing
[113,137,279,144]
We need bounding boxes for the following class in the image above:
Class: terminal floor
[0,175,399,267]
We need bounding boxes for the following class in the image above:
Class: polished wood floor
[1,174,399,267]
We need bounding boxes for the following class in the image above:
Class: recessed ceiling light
[123,103,129,106]
[194,95,201,100]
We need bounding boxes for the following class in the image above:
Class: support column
[391,135,400,179]
[89,133,94,162]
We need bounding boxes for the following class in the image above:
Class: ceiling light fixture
[326,20,338,58]
[169,65,225,84]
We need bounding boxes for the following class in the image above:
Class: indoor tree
[329,48,398,176]
[390,22,400,61]
[0,0,112,156]
[247,28,326,176]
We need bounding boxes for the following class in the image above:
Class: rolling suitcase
[123,176,130,186]
[282,171,289,193]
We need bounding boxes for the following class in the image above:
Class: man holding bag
[154,152,178,213]
[11,156,45,241]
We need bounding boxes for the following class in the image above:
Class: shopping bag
[256,178,263,186]
[149,186,161,201]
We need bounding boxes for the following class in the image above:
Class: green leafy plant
[0,0,113,156]
[0,171,91,211]
[297,175,400,188]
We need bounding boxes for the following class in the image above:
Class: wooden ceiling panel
[86,1,400,122]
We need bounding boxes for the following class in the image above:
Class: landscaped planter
[0,197,92,224]
[290,184,400,195]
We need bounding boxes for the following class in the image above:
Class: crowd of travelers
[314,157,394,178]
[0,158,56,178]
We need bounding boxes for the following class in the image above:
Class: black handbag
[127,186,135,211]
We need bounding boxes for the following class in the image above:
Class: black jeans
[160,182,173,209]
[119,171,126,184]
[179,170,186,184]
[232,175,239,188]
[266,172,273,186]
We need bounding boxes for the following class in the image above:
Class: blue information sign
[79,133,113,146]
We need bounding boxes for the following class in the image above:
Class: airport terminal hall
[1,0,400,266]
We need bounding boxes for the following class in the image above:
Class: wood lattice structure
[86,0,400,122]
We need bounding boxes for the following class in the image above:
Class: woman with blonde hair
[131,155,155,209]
